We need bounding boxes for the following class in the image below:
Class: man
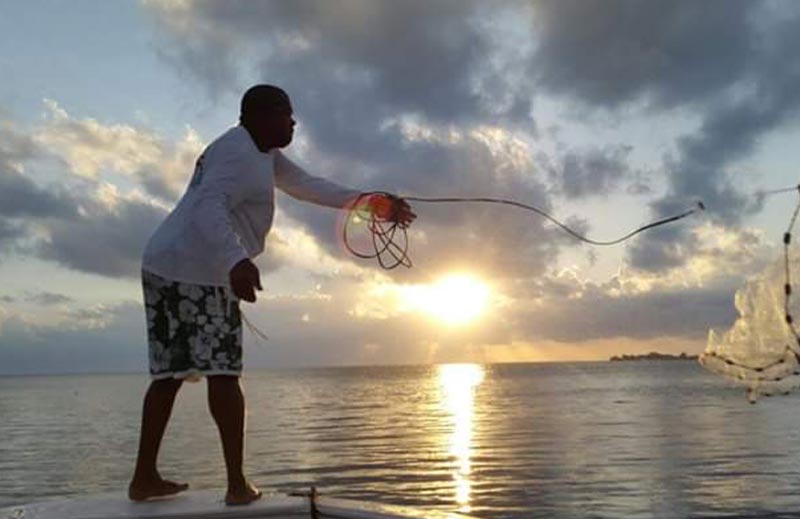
[128,85,416,505]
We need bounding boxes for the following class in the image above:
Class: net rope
[343,191,705,270]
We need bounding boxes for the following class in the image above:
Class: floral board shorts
[142,269,243,381]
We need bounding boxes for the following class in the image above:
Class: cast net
[699,188,800,403]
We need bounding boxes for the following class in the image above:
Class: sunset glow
[403,274,491,326]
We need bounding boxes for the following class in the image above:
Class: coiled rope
[343,191,705,270]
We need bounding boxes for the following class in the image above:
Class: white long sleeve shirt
[142,125,361,287]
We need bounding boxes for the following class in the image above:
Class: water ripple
[3,363,800,518]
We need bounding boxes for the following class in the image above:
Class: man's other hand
[229,258,262,302]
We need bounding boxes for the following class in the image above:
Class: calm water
[2,362,800,518]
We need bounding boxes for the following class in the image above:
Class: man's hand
[369,194,417,228]
[229,258,262,302]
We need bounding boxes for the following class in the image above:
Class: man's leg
[129,377,189,501]
[207,375,261,505]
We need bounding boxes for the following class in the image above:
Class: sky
[2,0,800,375]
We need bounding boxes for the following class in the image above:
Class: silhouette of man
[128,84,415,505]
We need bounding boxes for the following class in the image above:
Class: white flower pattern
[142,270,243,378]
[177,283,204,302]
[178,300,198,322]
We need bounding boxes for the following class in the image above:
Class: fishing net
[699,189,800,403]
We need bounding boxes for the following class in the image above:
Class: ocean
[2,362,800,518]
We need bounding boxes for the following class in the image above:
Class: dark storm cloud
[0,178,166,278]
[0,126,76,219]
[0,168,77,220]
[37,196,167,278]
[530,0,759,109]
[628,8,800,269]
[147,0,530,125]
[0,219,26,248]
[523,0,800,270]
[143,0,546,268]
[0,125,75,258]
[542,145,636,199]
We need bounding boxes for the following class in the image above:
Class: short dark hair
[240,85,291,122]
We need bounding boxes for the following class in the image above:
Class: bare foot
[128,478,189,502]
[225,480,262,506]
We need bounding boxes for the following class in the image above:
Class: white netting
[699,250,800,403]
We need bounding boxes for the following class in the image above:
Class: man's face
[261,102,295,149]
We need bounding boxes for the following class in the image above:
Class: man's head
[239,84,295,151]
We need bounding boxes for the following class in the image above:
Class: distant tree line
[609,352,698,361]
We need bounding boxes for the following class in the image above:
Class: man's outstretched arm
[273,150,416,226]
[272,150,363,208]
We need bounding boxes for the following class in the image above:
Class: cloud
[241,279,514,368]
[0,103,177,278]
[0,118,75,257]
[0,282,508,374]
[523,1,800,270]
[0,122,76,220]
[0,219,28,249]
[513,285,736,342]
[36,185,168,278]
[274,121,562,282]
[36,99,203,203]
[0,291,73,307]
[2,100,357,281]
[142,0,547,247]
[542,144,639,199]
[0,168,76,220]
[0,120,40,166]
[529,0,760,109]
[144,0,533,125]
[511,222,771,340]
[22,291,73,306]
[0,301,146,375]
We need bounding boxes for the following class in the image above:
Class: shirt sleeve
[191,153,252,273]
[273,150,362,209]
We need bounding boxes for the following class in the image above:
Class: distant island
[609,352,698,362]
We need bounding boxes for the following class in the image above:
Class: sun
[403,273,491,325]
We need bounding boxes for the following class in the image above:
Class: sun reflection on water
[439,363,484,514]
